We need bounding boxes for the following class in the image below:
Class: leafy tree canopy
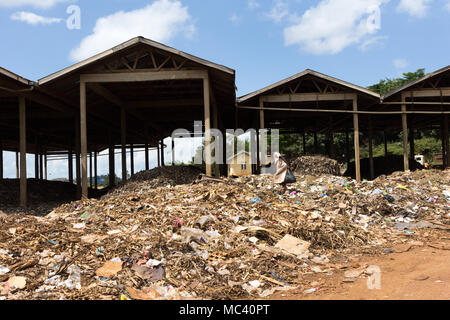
[367,68,426,96]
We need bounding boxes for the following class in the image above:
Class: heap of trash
[290,156,344,176]
[0,167,448,300]
[106,166,203,198]
[0,179,78,216]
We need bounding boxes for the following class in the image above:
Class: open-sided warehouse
[237,68,450,182]
[1,37,236,206]
[381,65,450,171]
[0,37,449,207]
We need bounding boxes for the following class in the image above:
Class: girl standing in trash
[273,152,290,192]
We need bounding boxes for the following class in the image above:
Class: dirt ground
[272,238,450,300]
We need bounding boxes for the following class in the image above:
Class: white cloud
[284,0,389,55]
[359,35,388,51]
[393,58,408,69]
[266,0,289,23]
[230,13,243,25]
[70,0,195,62]
[11,11,62,25]
[0,0,70,9]
[248,0,260,10]
[397,0,432,18]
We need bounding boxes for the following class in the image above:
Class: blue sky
[1,0,450,179]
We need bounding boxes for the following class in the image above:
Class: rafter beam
[262,93,357,103]
[80,70,208,83]
[401,88,450,98]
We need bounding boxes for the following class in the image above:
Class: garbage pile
[290,156,343,176]
[0,168,448,300]
[106,166,203,198]
[345,155,424,180]
[0,179,78,216]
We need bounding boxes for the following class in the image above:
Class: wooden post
[15,151,19,179]
[89,152,93,188]
[39,151,43,180]
[121,108,127,181]
[35,151,39,179]
[0,139,3,180]
[145,127,149,171]
[44,150,47,180]
[35,136,39,179]
[221,128,227,177]
[383,131,388,157]
[68,146,73,184]
[234,105,239,130]
[161,140,165,167]
[108,131,115,187]
[80,81,88,199]
[401,93,409,171]
[75,117,81,198]
[94,151,98,189]
[157,143,161,167]
[442,116,449,169]
[368,116,374,180]
[444,115,449,168]
[203,76,212,176]
[353,97,361,182]
[345,127,350,167]
[130,144,134,176]
[19,96,27,207]
[172,139,175,166]
[256,117,260,174]
[259,97,265,171]
[409,120,415,170]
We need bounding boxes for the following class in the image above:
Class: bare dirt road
[273,239,450,300]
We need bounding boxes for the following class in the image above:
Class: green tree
[368,68,426,96]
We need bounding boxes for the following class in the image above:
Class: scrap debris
[0,166,449,300]
[290,156,344,176]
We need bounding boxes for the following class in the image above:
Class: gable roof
[238,69,380,104]
[383,65,450,100]
[38,36,235,85]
